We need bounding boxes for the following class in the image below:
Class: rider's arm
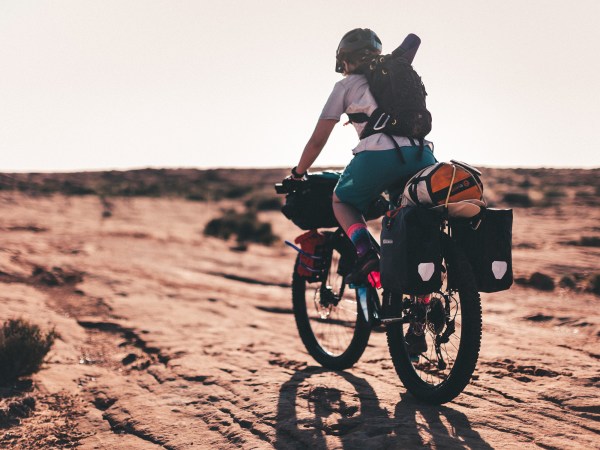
[296,119,337,174]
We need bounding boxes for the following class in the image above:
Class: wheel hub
[426,296,446,334]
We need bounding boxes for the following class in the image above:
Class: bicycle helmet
[335,28,382,73]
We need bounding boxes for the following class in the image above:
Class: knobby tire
[291,243,371,370]
[386,236,482,404]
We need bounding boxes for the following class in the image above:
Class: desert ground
[0,167,598,449]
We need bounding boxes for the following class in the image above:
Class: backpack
[401,161,485,215]
[380,206,443,295]
[349,53,432,142]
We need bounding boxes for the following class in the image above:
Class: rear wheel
[386,235,482,404]
[292,234,371,370]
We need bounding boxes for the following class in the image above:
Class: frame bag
[452,209,513,292]
[380,206,443,295]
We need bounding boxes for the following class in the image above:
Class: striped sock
[347,223,371,258]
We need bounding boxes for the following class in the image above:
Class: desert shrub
[588,274,600,296]
[204,210,277,245]
[186,193,207,202]
[528,272,555,291]
[559,275,576,289]
[518,178,533,188]
[0,319,57,384]
[543,189,566,199]
[563,236,600,247]
[575,190,593,199]
[579,236,600,247]
[501,192,533,207]
[245,196,282,211]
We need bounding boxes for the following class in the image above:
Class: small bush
[245,196,282,211]
[529,272,555,291]
[588,274,600,296]
[579,236,600,247]
[186,193,206,202]
[518,178,533,188]
[575,190,593,199]
[563,236,600,248]
[502,192,533,207]
[544,189,566,199]
[559,275,576,289]
[0,319,57,384]
[204,210,278,245]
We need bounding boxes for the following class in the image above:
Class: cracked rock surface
[0,190,598,449]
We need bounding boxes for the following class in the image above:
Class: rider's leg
[331,192,363,232]
[332,192,379,284]
[333,147,436,282]
[332,193,372,257]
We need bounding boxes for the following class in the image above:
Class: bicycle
[275,171,482,405]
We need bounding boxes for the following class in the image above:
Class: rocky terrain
[0,167,598,449]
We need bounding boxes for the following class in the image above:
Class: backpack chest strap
[347,108,390,140]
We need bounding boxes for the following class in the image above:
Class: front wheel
[386,235,482,404]
[292,233,371,370]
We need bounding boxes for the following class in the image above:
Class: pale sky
[1,0,599,171]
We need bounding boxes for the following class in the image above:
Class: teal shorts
[334,146,437,213]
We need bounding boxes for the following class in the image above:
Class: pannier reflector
[418,262,435,281]
[492,261,507,279]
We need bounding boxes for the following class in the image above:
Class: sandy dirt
[0,171,598,449]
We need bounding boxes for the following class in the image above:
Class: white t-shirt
[319,74,432,154]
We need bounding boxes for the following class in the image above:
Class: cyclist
[289,28,437,285]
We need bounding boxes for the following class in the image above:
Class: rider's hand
[286,166,308,181]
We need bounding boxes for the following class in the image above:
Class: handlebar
[274,171,342,195]
[274,178,308,195]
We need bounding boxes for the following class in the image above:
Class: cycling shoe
[344,249,379,285]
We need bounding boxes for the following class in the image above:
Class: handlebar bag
[280,172,390,230]
[281,173,340,230]
[451,208,513,292]
[380,205,443,295]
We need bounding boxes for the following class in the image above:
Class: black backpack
[365,54,431,139]
[348,47,432,144]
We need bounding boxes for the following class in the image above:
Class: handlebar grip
[274,178,308,194]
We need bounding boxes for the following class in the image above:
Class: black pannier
[451,208,513,293]
[380,206,443,295]
[281,172,340,230]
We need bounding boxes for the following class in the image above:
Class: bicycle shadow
[275,366,492,449]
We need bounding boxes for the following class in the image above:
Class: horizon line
[1,163,599,174]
